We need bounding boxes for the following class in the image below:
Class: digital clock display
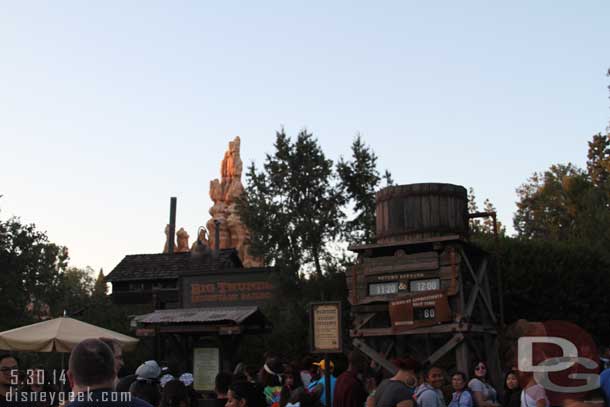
[409,278,440,292]
[368,282,398,296]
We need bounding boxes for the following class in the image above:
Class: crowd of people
[0,339,606,407]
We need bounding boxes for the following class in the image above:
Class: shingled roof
[106,249,243,282]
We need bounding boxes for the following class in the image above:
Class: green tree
[475,237,610,340]
[480,199,506,235]
[468,187,482,233]
[56,266,94,316]
[513,134,610,258]
[513,163,590,240]
[92,269,108,299]
[238,129,345,277]
[587,133,610,189]
[468,188,505,236]
[0,215,68,329]
[337,135,392,245]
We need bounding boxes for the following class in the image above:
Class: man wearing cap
[129,361,162,406]
[307,360,336,407]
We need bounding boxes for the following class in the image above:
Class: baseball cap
[135,360,161,381]
[312,360,334,370]
[179,373,193,386]
[160,373,174,388]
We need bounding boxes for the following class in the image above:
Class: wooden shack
[347,183,502,388]
[106,247,276,391]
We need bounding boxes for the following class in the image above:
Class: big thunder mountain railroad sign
[181,268,275,307]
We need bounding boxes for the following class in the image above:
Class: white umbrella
[0,316,139,352]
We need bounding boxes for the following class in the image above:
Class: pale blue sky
[1,1,609,275]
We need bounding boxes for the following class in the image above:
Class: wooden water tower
[347,183,501,388]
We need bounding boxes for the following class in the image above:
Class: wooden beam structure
[425,333,464,365]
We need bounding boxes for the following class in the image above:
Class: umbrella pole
[60,352,65,393]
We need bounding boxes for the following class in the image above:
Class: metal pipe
[168,197,177,254]
[491,213,504,326]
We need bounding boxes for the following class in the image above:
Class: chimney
[168,197,177,254]
[214,219,220,256]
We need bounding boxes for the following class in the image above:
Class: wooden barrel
[376,183,468,243]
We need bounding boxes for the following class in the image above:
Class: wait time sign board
[309,302,342,354]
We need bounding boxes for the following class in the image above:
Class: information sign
[309,302,342,354]
[193,348,220,391]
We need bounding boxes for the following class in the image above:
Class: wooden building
[347,183,502,389]
[106,246,275,391]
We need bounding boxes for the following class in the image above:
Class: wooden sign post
[310,302,342,407]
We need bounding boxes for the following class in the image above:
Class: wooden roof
[135,306,261,325]
[106,249,243,282]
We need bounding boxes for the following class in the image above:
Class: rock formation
[163,225,190,253]
[176,228,190,253]
[206,136,263,267]
[163,224,176,253]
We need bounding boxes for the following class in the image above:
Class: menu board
[193,348,220,391]
[310,302,342,353]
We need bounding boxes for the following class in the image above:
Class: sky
[1,1,609,276]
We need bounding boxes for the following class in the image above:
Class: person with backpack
[373,357,420,407]
[448,372,472,407]
[413,366,445,407]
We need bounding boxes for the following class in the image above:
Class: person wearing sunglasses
[468,361,499,407]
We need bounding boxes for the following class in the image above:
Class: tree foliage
[0,212,129,338]
[513,134,610,256]
[237,131,390,359]
[467,188,505,236]
[238,129,347,278]
[93,269,108,299]
[337,135,392,245]
[587,133,610,189]
[0,216,68,329]
[239,130,391,280]
[475,236,610,340]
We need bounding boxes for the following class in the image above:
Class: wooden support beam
[158,325,243,334]
[351,304,388,313]
[351,323,497,337]
[484,335,503,394]
[461,249,493,313]
[383,341,395,359]
[481,259,496,325]
[351,327,394,337]
[425,333,464,365]
[457,253,466,322]
[455,340,470,374]
[353,338,397,375]
[349,234,463,252]
[353,313,375,330]
[461,249,496,324]
[462,249,483,317]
